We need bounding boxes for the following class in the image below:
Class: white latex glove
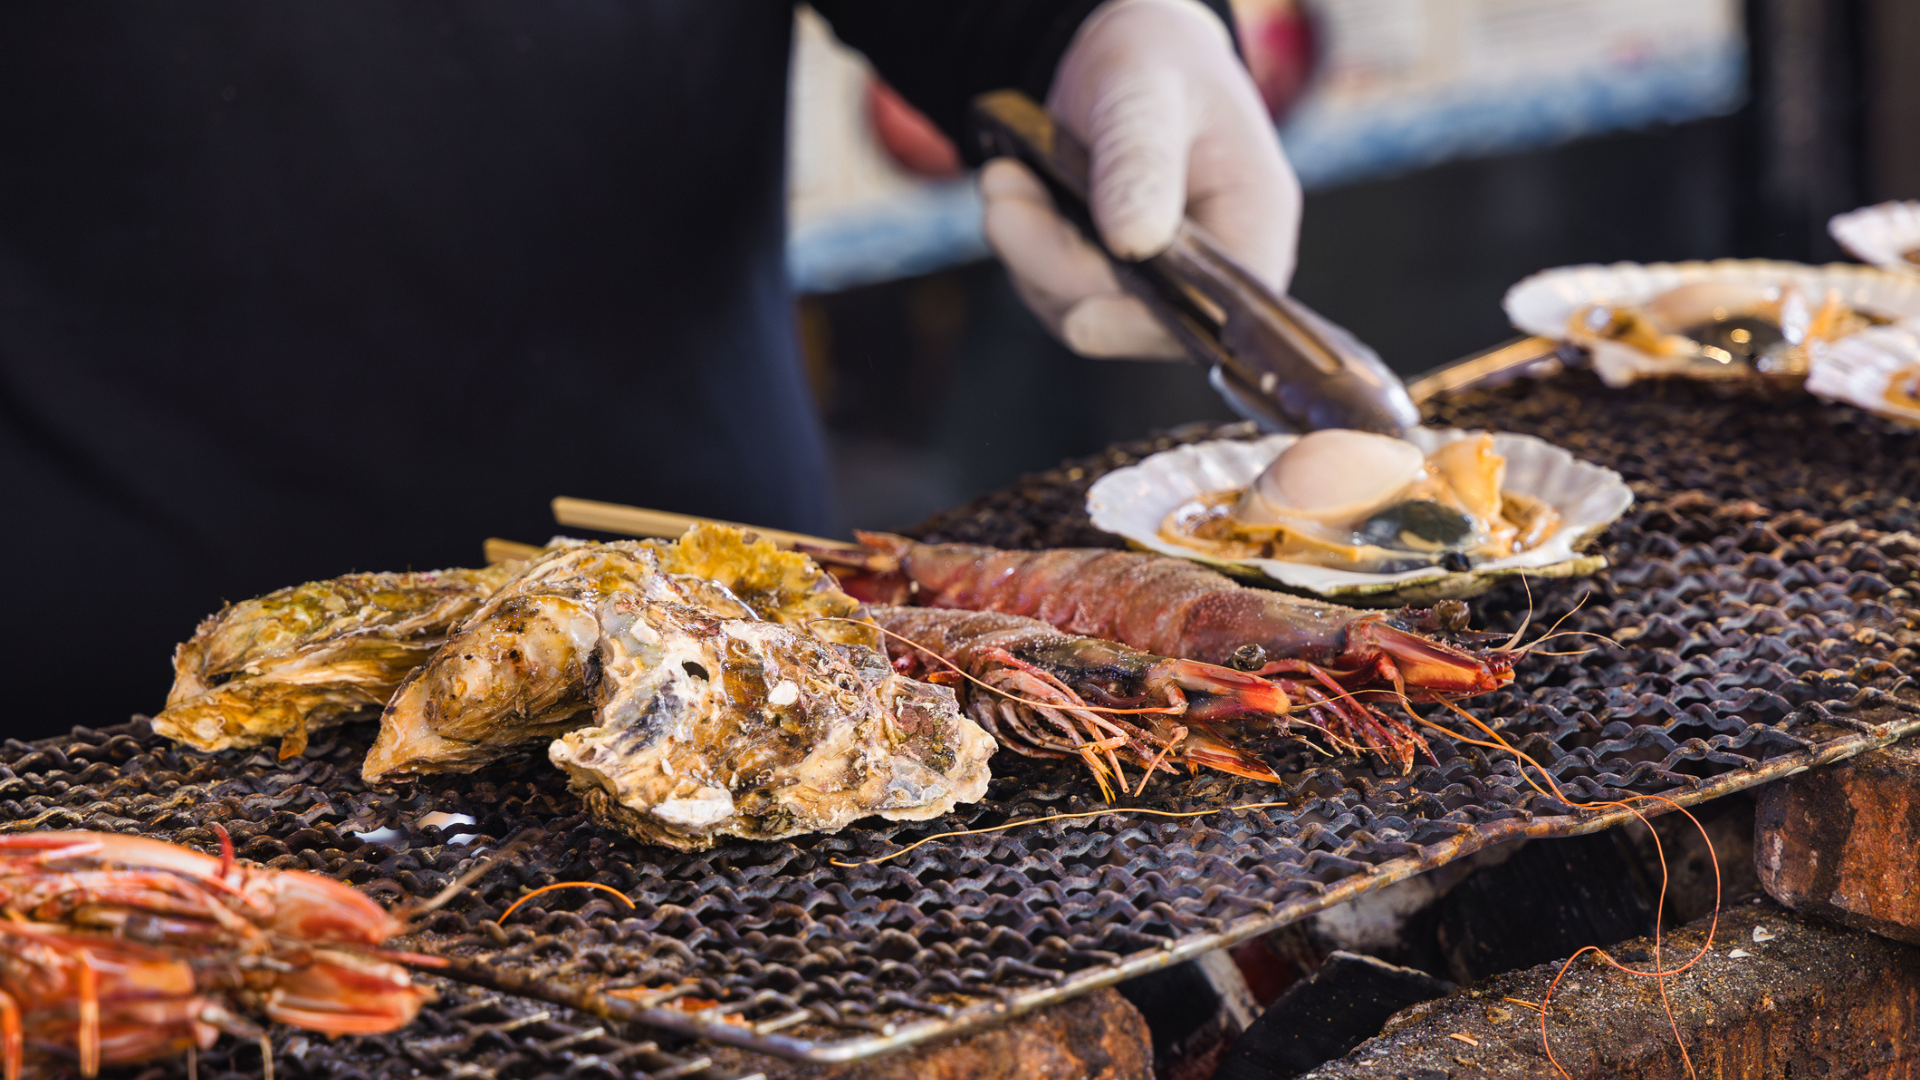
[982,0,1301,360]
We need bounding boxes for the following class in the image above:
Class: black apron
[0,0,1190,734]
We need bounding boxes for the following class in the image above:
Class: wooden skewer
[549,496,859,551]
[484,537,545,565]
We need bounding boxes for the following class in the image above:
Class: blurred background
[791,0,1920,537]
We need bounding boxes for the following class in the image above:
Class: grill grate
[6,373,1919,1074]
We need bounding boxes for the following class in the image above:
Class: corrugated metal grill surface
[6,373,1918,1073]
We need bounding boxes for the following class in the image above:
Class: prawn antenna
[1499,573,1536,652]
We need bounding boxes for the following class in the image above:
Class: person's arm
[813,0,1298,361]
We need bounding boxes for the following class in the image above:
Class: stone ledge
[1293,899,1920,1080]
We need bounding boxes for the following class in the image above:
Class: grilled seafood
[363,526,877,781]
[816,535,1519,771]
[1163,429,1561,573]
[1568,280,1879,384]
[550,595,993,851]
[0,830,430,1079]
[155,564,523,759]
[360,527,992,852]
[870,606,1304,789]
[364,543,659,780]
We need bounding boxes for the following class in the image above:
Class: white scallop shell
[1805,323,1920,429]
[1503,259,1920,386]
[1829,202,1920,278]
[1085,430,1634,604]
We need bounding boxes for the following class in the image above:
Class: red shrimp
[0,830,432,1080]
[870,605,1430,785]
[813,536,1516,760]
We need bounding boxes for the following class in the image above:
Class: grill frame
[6,372,1919,1072]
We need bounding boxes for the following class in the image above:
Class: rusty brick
[706,988,1153,1080]
[1756,738,1920,945]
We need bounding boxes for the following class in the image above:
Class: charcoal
[1435,831,1657,983]
[1213,952,1452,1080]
[1116,949,1258,1080]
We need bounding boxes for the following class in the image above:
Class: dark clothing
[0,1,1113,735]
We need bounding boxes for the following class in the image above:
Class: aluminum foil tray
[6,373,1919,1075]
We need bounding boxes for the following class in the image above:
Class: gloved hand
[982,0,1301,359]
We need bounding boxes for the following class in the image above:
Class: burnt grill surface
[6,373,1920,1074]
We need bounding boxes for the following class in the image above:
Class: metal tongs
[972,90,1419,435]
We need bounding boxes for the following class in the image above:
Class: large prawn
[0,830,433,1079]
[819,535,1521,771]
[868,606,1429,791]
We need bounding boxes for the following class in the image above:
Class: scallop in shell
[1505,259,1920,386]
[1829,201,1920,278]
[1086,429,1632,603]
[1805,323,1920,429]
[1234,430,1427,530]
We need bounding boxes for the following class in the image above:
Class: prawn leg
[869,606,1283,785]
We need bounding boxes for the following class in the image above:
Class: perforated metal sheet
[6,373,1919,1073]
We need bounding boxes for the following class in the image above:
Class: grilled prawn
[818,535,1520,771]
[870,606,1424,783]
[0,830,431,1079]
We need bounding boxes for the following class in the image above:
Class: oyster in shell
[363,591,606,780]
[362,525,884,781]
[652,523,878,648]
[549,593,993,851]
[363,541,670,781]
[154,564,521,758]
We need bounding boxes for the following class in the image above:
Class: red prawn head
[259,948,435,1035]
[804,532,998,607]
[799,532,914,605]
[1342,614,1517,699]
[259,869,406,947]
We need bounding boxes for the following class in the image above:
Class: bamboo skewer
[550,496,860,551]
[484,537,544,564]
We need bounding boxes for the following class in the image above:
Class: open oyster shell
[154,564,521,758]
[1829,202,1920,278]
[361,526,992,850]
[549,594,992,852]
[1805,323,1920,429]
[363,525,880,781]
[1085,430,1632,603]
[362,542,665,780]
[1504,259,1920,387]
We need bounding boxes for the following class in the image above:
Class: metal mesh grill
[6,373,1919,1073]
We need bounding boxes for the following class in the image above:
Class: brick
[1756,738,1920,945]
